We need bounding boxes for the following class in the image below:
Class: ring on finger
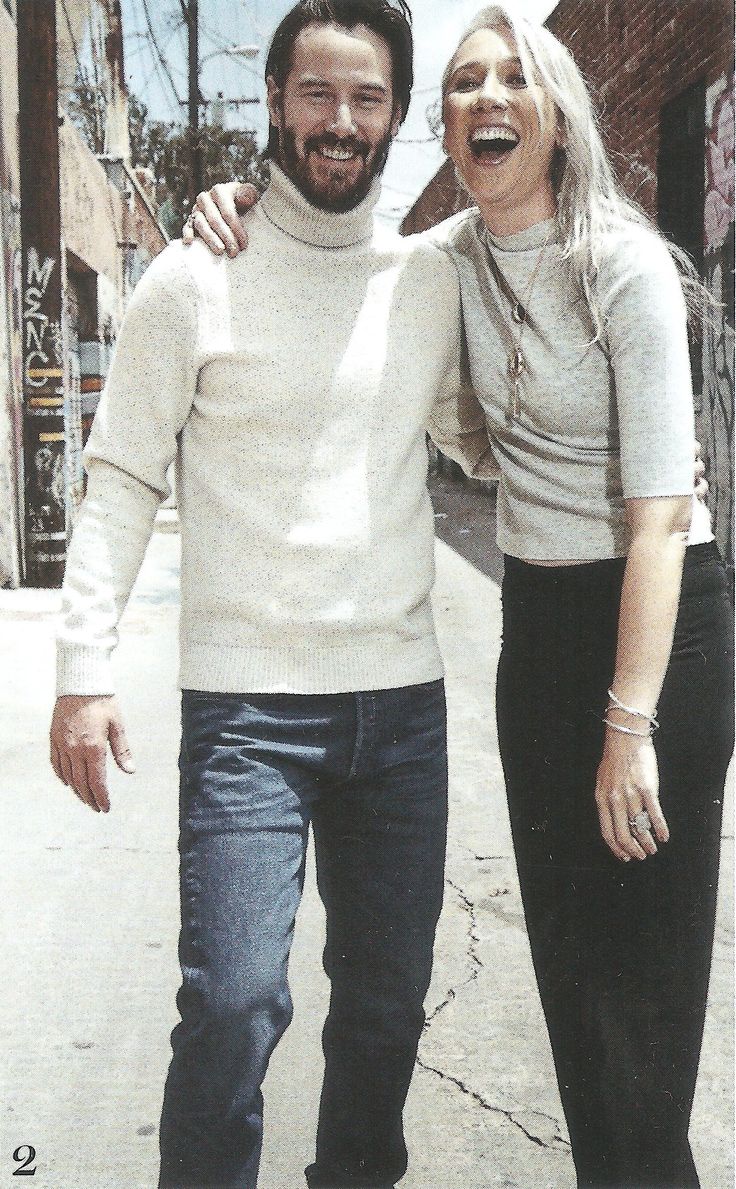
[628,809,652,835]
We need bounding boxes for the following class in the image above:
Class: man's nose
[330,102,358,136]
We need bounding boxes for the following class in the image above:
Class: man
[49,3,493,1187]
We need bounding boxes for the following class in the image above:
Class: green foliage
[66,65,106,156]
[68,76,268,234]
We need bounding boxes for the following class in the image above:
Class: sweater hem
[178,636,444,694]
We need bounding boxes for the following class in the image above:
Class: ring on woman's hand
[185,212,195,231]
[628,810,652,834]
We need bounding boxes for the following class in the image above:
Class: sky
[120,0,557,226]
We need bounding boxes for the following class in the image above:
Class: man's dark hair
[265,0,413,157]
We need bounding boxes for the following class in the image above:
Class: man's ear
[266,76,282,130]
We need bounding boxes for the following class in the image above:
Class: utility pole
[185,0,202,207]
[17,0,67,588]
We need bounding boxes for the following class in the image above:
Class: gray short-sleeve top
[435,210,711,560]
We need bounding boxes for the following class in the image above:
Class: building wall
[0,1,167,585]
[546,0,732,217]
[0,5,23,585]
[59,120,124,297]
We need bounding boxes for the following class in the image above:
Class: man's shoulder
[132,239,223,306]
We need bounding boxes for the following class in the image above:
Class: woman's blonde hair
[439,4,707,329]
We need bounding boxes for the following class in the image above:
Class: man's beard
[275,125,393,213]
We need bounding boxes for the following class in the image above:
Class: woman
[435,9,733,1186]
[187,8,733,1185]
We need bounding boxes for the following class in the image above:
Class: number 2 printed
[12,1146,37,1176]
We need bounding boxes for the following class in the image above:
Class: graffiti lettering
[23,249,57,388]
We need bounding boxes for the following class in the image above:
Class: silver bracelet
[606,688,658,726]
[603,717,653,739]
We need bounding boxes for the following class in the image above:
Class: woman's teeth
[470,126,519,159]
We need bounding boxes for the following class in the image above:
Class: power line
[139,0,183,110]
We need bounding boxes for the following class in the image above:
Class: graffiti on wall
[23,248,62,388]
[701,72,735,577]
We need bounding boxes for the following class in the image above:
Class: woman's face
[443,27,559,235]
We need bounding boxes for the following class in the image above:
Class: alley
[2,480,733,1189]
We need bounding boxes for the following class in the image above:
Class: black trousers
[496,542,733,1189]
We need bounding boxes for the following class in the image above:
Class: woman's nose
[476,74,508,108]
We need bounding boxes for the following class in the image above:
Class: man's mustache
[304,133,371,161]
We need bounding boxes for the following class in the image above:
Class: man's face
[267,22,402,212]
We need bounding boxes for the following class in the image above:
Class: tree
[68,74,268,235]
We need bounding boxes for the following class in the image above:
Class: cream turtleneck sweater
[57,165,489,696]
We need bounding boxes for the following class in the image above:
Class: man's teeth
[471,126,519,146]
[319,146,355,161]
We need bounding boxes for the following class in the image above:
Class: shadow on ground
[429,466,504,587]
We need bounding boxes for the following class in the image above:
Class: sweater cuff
[56,644,115,697]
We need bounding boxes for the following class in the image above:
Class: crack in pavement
[415,1054,570,1152]
[425,876,483,1028]
[420,873,570,1154]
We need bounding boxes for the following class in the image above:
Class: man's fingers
[109,718,136,775]
[86,749,111,814]
[51,741,67,786]
[194,192,239,256]
[69,751,99,813]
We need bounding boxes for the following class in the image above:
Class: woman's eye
[508,72,527,88]
[452,76,478,93]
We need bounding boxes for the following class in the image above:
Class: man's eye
[508,72,527,88]
[357,94,381,107]
[305,90,330,102]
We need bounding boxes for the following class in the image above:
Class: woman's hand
[694,441,708,502]
[182,182,260,256]
[594,728,669,862]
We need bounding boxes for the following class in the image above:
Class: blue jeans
[158,681,448,1189]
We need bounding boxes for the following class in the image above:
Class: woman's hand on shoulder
[182,182,260,257]
[594,729,669,863]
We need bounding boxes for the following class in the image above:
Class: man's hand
[182,182,260,257]
[50,695,135,814]
[694,440,708,503]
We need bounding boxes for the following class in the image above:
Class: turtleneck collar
[483,216,558,254]
[259,162,380,249]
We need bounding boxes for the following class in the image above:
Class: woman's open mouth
[469,126,520,164]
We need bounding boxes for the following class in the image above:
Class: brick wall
[547,0,733,217]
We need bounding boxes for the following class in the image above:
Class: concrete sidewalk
[2,509,733,1188]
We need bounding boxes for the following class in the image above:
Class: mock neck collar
[483,217,558,254]
[259,162,380,249]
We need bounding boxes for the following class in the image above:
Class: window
[657,81,706,395]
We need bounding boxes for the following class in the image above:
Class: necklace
[485,224,553,419]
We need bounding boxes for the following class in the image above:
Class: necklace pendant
[512,302,525,324]
[508,348,525,379]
